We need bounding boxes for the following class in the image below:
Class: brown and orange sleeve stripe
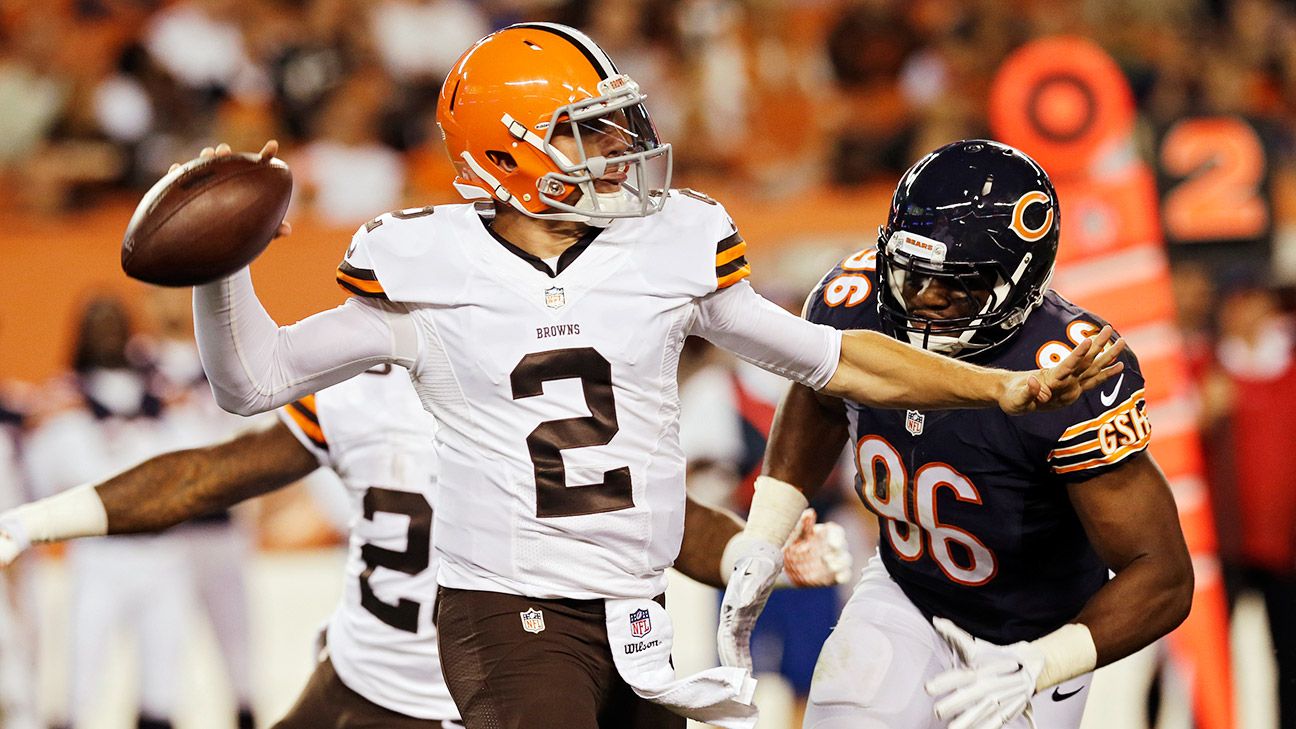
[716,231,750,289]
[284,394,328,451]
[336,260,388,300]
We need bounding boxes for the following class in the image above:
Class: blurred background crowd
[3,0,1296,728]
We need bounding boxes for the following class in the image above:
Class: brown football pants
[435,587,686,729]
[271,655,461,729]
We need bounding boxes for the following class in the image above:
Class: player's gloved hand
[999,325,1126,414]
[0,513,31,568]
[717,476,809,671]
[925,617,1044,729]
[717,533,781,671]
[780,509,852,587]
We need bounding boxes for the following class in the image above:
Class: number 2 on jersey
[857,436,996,586]
[511,347,634,518]
[359,487,432,633]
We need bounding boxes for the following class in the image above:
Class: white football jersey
[278,368,456,721]
[337,192,837,600]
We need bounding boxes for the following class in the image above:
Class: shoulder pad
[336,204,474,304]
[1009,301,1151,482]
[661,189,748,294]
[804,247,881,331]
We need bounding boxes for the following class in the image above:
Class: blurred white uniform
[23,371,188,727]
[805,557,1090,729]
[151,339,259,724]
[277,366,457,720]
[0,400,40,729]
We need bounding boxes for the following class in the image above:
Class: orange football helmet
[437,23,672,223]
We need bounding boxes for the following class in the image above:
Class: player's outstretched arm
[691,281,1122,417]
[0,421,320,567]
[180,143,417,416]
[824,325,1126,414]
[924,453,1192,728]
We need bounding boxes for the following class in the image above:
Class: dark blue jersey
[805,248,1150,644]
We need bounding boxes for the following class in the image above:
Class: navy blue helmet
[876,140,1060,357]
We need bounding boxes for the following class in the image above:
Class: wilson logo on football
[1009,191,1054,242]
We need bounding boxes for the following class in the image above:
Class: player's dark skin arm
[674,496,745,588]
[763,383,851,499]
[103,419,747,588]
[98,422,319,534]
[1067,452,1193,665]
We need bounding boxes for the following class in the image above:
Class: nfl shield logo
[905,410,925,436]
[629,608,652,638]
[544,286,566,309]
[520,608,545,634]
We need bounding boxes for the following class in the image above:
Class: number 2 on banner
[1160,116,1268,243]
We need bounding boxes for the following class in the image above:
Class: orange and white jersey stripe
[1048,389,1151,474]
[282,393,328,455]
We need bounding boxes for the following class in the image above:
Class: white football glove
[0,513,30,568]
[925,617,1044,729]
[717,534,782,671]
[781,509,853,587]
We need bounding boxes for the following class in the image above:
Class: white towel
[606,597,758,729]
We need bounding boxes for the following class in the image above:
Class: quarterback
[742,140,1193,729]
[0,367,850,728]
[182,24,1121,729]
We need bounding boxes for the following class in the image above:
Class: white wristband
[1032,623,1098,692]
[8,484,109,544]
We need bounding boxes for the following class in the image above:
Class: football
[121,153,293,286]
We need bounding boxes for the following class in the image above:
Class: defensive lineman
[735,140,1193,729]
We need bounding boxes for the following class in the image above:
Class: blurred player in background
[144,287,258,729]
[176,23,1117,729]
[0,378,38,729]
[0,364,852,729]
[1208,273,1296,729]
[728,140,1194,729]
[22,296,189,729]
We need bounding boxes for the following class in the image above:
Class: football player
[181,24,1123,728]
[737,140,1193,729]
[0,365,851,729]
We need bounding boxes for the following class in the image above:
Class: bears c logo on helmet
[1009,190,1054,242]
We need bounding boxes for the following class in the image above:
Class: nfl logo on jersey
[905,410,925,436]
[629,608,652,638]
[520,608,546,634]
[544,286,566,309]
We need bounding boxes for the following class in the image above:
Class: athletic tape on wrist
[718,477,809,584]
[1032,623,1098,691]
[744,476,809,547]
[11,483,109,544]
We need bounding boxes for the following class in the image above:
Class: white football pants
[804,556,1091,729]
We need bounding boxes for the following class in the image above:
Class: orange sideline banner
[992,36,1234,729]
